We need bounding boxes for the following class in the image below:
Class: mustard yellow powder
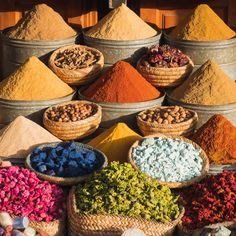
[88,123,141,163]
[0,56,74,101]
[170,4,236,41]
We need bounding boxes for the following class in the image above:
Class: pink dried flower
[0,166,65,222]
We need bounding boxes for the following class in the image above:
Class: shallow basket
[43,100,102,141]
[29,217,65,236]
[25,142,108,186]
[178,221,236,236]
[137,106,198,136]
[68,187,184,236]
[137,57,194,88]
[128,134,209,188]
[48,45,104,86]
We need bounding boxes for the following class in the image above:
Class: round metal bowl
[167,94,236,128]
[0,90,76,125]
[163,28,236,80]
[83,32,161,66]
[25,141,108,186]
[1,27,80,78]
[78,88,165,130]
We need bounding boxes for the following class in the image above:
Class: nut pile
[54,47,101,70]
[139,106,193,125]
[47,103,97,122]
[141,44,189,68]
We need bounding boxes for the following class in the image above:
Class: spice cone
[88,123,141,163]
[0,116,60,161]
[170,4,236,41]
[6,4,76,40]
[0,56,74,101]
[86,3,157,40]
[171,59,236,105]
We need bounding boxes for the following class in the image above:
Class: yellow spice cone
[88,123,141,163]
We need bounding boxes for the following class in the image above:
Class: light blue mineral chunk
[132,137,203,182]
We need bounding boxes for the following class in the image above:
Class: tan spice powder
[86,4,157,40]
[170,4,236,41]
[6,4,76,40]
[171,59,236,105]
[0,116,60,161]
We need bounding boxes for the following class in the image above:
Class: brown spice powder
[171,59,236,105]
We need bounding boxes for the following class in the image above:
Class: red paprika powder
[82,61,161,103]
[191,114,236,164]
[180,171,236,229]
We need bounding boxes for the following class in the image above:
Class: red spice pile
[192,114,236,164]
[180,171,236,229]
[82,61,161,103]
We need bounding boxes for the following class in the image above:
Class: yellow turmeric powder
[88,123,141,163]
[170,4,236,41]
[0,56,74,100]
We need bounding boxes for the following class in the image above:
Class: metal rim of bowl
[167,93,236,111]
[163,27,236,46]
[26,141,108,181]
[78,87,165,108]
[83,32,161,46]
[1,26,80,45]
[0,89,76,107]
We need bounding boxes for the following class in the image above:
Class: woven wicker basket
[178,221,236,236]
[68,187,184,236]
[29,217,65,236]
[49,45,104,86]
[137,106,198,136]
[137,57,194,88]
[128,134,209,188]
[11,214,65,236]
[25,142,108,186]
[43,100,102,141]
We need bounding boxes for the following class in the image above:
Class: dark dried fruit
[142,44,189,68]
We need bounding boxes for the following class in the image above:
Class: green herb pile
[75,162,180,223]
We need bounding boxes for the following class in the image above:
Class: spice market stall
[0,1,235,236]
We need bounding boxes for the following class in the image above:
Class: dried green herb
[75,162,180,223]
